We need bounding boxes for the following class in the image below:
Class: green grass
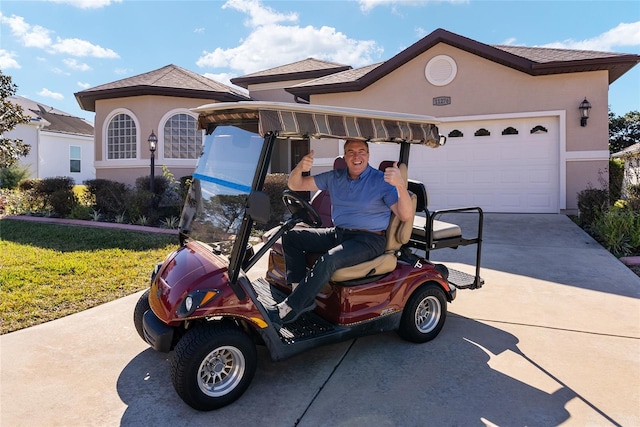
[0,219,178,334]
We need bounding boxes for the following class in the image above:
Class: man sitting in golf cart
[266,139,414,325]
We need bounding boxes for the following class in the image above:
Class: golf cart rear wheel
[398,283,447,343]
[170,323,257,411]
[133,289,151,343]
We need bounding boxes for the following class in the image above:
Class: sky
[1,0,639,123]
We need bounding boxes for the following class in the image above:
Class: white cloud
[223,0,298,27]
[37,88,64,100]
[198,1,382,74]
[46,0,122,9]
[51,37,119,58]
[63,58,91,71]
[0,12,119,58]
[77,81,91,89]
[0,49,20,69]
[357,0,467,12]
[540,21,640,51]
[0,14,53,48]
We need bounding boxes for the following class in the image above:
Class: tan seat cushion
[412,215,462,240]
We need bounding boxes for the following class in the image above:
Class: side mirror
[246,191,271,224]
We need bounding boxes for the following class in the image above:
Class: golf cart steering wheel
[282,190,322,227]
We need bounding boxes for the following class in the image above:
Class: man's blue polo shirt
[314,164,398,231]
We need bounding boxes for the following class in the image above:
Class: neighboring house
[76,28,640,214]
[612,142,640,198]
[74,64,250,186]
[6,95,95,184]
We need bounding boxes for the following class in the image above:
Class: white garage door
[406,116,560,213]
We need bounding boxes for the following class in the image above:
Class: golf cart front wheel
[170,323,257,411]
[398,283,447,343]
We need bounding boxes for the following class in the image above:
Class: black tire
[133,289,151,343]
[170,323,257,411]
[397,283,447,343]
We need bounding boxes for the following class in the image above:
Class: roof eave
[75,86,249,112]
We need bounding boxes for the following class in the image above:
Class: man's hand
[298,150,314,173]
[288,150,319,192]
[384,161,405,189]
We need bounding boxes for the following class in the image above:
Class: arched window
[448,129,464,138]
[107,113,137,159]
[163,113,202,159]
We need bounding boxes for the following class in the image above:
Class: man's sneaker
[280,301,317,324]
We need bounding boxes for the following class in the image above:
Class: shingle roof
[287,28,640,101]
[10,95,94,136]
[612,142,640,158]
[230,58,351,88]
[75,64,251,112]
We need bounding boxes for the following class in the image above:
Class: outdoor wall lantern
[148,130,158,194]
[579,98,591,127]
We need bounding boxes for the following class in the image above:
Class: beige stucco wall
[94,95,217,186]
[308,43,611,212]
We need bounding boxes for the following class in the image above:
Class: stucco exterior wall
[94,95,216,186]
[308,43,610,212]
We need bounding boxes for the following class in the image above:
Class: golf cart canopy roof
[193,101,444,147]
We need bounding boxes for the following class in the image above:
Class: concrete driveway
[1,214,638,426]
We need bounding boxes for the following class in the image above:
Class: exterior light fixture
[148,130,158,194]
[579,98,591,127]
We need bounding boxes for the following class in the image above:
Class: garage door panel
[408,117,559,213]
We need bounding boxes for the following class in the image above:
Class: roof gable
[287,28,640,101]
[74,64,250,112]
[230,58,351,88]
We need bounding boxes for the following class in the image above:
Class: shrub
[260,173,290,230]
[85,179,130,218]
[0,163,31,189]
[592,207,640,257]
[609,158,624,204]
[577,188,608,229]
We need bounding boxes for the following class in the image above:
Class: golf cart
[134,101,484,411]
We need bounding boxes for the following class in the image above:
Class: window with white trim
[107,113,137,159]
[163,113,202,159]
[70,146,81,173]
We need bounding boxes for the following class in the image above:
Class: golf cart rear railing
[406,179,484,289]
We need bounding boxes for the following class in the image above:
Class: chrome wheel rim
[197,346,245,397]
[415,295,441,333]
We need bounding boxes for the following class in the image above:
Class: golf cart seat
[309,156,347,227]
[330,162,416,282]
[407,179,462,242]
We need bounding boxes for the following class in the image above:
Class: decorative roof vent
[425,55,457,86]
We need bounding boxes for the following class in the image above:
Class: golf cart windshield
[179,125,264,256]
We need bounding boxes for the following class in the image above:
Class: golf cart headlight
[176,289,221,318]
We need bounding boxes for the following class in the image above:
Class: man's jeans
[283,227,386,311]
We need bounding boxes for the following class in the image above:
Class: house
[7,95,95,184]
[612,142,640,198]
[74,64,250,186]
[75,28,640,214]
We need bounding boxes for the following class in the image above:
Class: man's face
[344,140,369,178]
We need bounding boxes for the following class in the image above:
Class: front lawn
[0,219,177,334]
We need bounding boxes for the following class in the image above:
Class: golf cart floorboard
[448,267,484,290]
[252,277,335,343]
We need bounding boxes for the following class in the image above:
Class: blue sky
[1,0,639,122]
